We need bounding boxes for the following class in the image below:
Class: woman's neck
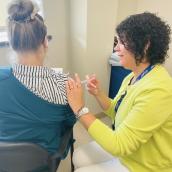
[18,53,44,66]
[17,48,45,66]
[132,62,151,78]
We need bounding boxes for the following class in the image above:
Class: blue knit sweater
[0,67,76,155]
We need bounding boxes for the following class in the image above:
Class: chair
[0,127,74,172]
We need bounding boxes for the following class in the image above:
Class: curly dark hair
[116,12,171,65]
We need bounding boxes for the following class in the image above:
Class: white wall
[0,0,11,66]
[137,0,172,75]
[68,0,87,75]
[68,0,119,113]
[85,0,118,113]
[0,47,11,65]
[43,0,69,71]
[116,0,138,24]
[0,0,10,26]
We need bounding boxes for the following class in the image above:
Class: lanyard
[132,65,154,84]
[112,65,154,130]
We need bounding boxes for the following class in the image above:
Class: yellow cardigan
[88,65,172,172]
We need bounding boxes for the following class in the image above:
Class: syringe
[81,80,87,85]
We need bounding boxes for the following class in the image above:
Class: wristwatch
[75,107,89,119]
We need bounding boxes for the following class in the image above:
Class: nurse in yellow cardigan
[66,12,172,172]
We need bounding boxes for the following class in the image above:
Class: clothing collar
[12,64,54,78]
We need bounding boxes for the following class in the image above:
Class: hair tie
[30,6,39,20]
[8,6,39,23]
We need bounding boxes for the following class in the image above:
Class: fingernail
[85,75,89,79]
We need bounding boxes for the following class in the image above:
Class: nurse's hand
[86,74,101,97]
[66,73,84,114]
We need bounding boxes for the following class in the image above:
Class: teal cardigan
[0,67,76,155]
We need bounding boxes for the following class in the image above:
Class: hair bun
[8,0,34,21]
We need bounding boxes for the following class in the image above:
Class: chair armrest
[51,126,73,160]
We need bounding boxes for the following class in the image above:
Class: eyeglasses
[47,35,52,42]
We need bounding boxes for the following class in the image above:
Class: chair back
[0,142,52,172]
[0,126,74,172]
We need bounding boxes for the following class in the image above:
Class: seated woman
[66,12,172,172]
[0,0,76,156]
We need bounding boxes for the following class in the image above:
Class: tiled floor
[57,116,111,172]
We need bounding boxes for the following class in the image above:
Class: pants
[73,141,129,172]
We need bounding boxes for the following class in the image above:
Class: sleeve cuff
[103,99,116,120]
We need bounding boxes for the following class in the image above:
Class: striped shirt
[12,64,68,105]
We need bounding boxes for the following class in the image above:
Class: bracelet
[75,106,89,119]
[74,106,84,116]
[76,113,84,119]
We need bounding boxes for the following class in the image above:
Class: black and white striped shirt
[12,64,68,105]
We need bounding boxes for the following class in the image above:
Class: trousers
[73,141,129,172]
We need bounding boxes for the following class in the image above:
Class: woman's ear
[144,41,150,55]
